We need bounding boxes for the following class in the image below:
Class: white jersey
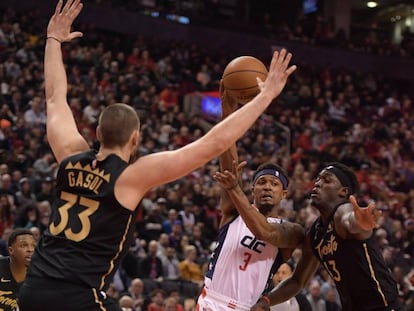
[202,215,284,308]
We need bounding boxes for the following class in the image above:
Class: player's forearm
[267,278,302,305]
[207,92,273,154]
[44,39,67,103]
[226,186,272,240]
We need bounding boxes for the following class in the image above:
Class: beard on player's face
[257,202,273,215]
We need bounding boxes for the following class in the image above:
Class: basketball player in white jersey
[196,85,305,311]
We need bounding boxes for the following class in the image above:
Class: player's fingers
[55,0,63,15]
[278,49,287,64]
[63,0,75,13]
[349,195,359,212]
[70,0,81,10]
[69,31,83,40]
[285,65,297,76]
[282,52,292,68]
[269,50,279,73]
[219,79,224,96]
[70,2,83,19]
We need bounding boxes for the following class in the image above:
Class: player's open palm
[213,160,246,190]
[257,49,297,100]
[350,195,381,231]
[47,0,84,42]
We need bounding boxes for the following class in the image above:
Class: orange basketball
[222,56,268,104]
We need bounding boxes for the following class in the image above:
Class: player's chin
[310,195,320,207]
[257,202,273,214]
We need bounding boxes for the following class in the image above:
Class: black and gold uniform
[309,205,399,311]
[0,257,20,311]
[19,150,135,311]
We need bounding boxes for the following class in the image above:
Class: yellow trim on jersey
[363,242,388,307]
[99,215,133,289]
[92,288,107,311]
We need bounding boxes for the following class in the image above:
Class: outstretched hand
[257,49,297,100]
[350,195,381,231]
[213,160,246,190]
[47,0,84,42]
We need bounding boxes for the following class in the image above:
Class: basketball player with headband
[197,85,305,311]
[243,162,401,311]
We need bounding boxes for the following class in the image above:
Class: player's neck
[9,260,27,283]
[97,146,130,163]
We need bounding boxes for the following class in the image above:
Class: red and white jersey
[203,214,284,307]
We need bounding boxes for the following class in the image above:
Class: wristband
[260,295,270,305]
[47,36,62,44]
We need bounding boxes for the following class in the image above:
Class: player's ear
[8,246,13,255]
[281,189,288,199]
[96,126,102,142]
[339,187,349,198]
[130,130,139,147]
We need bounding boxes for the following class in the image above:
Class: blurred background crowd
[0,0,414,310]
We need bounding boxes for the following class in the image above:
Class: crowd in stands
[89,0,414,58]
[1,4,414,311]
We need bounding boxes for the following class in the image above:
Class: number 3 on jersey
[239,252,252,271]
[50,191,99,242]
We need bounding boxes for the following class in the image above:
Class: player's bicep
[268,223,305,248]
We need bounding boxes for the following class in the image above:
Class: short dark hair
[324,162,359,196]
[8,228,33,247]
[252,163,289,188]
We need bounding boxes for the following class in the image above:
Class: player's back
[204,215,284,306]
[26,150,136,291]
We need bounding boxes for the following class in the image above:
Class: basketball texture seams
[222,56,268,104]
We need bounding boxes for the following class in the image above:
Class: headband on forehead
[324,165,354,194]
[252,168,289,189]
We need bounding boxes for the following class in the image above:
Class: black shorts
[18,277,120,311]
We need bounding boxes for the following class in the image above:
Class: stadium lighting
[367,1,378,8]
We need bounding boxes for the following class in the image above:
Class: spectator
[306,280,326,311]
[139,240,163,282]
[15,177,36,211]
[178,245,204,288]
[160,246,181,281]
[147,289,166,311]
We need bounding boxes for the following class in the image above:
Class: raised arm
[123,49,297,202]
[45,0,89,163]
[338,195,381,240]
[252,236,320,311]
[214,161,305,248]
[218,81,240,227]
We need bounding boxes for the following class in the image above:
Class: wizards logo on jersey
[240,235,266,253]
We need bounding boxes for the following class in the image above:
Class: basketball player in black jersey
[236,162,399,311]
[17,1,297,310]
[0,228,35,311]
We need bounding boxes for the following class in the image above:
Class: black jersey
[309,209,399,311]
[0,257,20,311]
[26,150,136,291]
